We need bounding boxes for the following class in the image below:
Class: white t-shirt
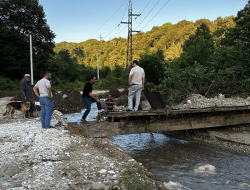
[129,66,145,85]
[35,78,52,97]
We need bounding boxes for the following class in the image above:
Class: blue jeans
[82,97,102,120]
[39,97,53,128]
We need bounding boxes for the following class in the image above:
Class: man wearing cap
[126,60,145,111]
[20,74,34,117]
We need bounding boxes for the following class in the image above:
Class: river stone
[2,164,20,177]
[98,169,107,174]
[108,170,115,174]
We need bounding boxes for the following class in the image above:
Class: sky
[39,0,248,43]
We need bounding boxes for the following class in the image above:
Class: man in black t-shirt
[81,75,103,123]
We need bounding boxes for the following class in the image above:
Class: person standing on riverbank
[33,71,53,128]
[81,75,103,123]
[20,74,35,118]
[126,60,145,111]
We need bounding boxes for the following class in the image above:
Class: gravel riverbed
[0,97,176,190]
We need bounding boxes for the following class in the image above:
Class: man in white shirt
[126,60,145,111]
[33,71,53,128]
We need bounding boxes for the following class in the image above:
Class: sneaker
[98,110,104,114]
[81,119,88,124]
[126,109,132,111]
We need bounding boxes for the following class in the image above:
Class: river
[64,103,250,190]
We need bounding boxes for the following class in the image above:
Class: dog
[3,99,31,119]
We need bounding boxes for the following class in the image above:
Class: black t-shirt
[82,82,92,97]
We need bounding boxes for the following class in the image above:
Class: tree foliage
[157,1,250,103]
[139,49,165,85]
[0,0,55,79]
[54,17,235,70]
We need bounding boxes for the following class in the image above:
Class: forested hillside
[54,16,235,69]
[2,0,250,101]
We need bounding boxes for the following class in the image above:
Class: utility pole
[30,34,34,85]
[121,0,140,68]
[97,51,99,80]
[97,34,102,80]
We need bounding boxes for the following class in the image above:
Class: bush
[0,76,19,91]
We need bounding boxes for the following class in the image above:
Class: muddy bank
[164,125,250,156]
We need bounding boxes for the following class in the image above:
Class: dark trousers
[82,97,102,120]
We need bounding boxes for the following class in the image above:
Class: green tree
[223,1,250,52]
[179,23,215,68]
[0,0,55,79]
[139,49,165,85]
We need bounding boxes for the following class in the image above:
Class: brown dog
[3,99,31,119]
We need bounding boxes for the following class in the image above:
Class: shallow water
[64,103,250,190]
[110,133,250,190]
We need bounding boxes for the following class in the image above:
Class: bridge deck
[104,106,250,118]
[66,106,250,137]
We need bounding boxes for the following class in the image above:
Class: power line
[103,1,128,41]
[140,0,152,15]
[140,0,171,31]
[88,0,127,39]
[134,0,160,30]
[104,0,152,41]
[112,25,127,39]
[103,24,120,40]
[134,0,151,24]
[121,1,129,22]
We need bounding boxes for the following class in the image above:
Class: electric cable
[103,1,129,40]
[88,0,127,39]
[140,0,171,31]
[134,0,160,30]
[140,0,152,15]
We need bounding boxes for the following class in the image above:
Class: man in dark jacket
[20,74,34,117]
[81,75,103,123]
